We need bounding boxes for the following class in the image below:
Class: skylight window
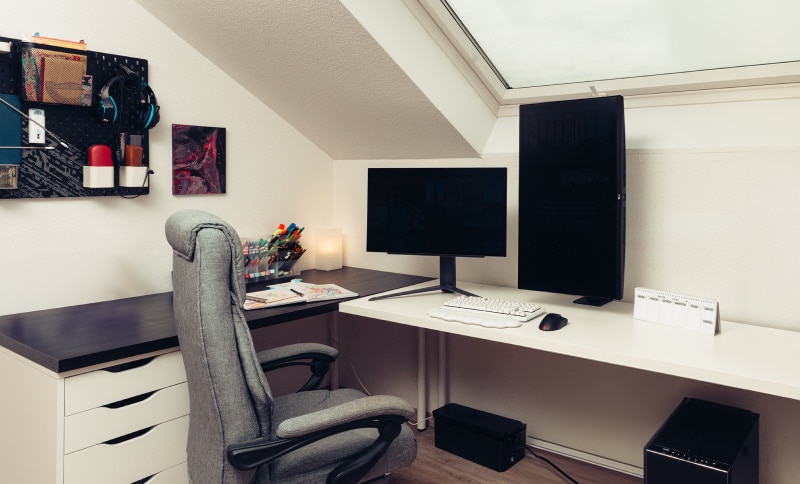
[419,0,800,103]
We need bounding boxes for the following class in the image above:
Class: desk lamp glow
[316,228,342,271]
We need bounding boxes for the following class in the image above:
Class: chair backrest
[166,209,275,483]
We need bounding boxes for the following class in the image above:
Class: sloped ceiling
[134,0,482,160]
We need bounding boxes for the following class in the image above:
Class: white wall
[334,91,800,483]
[337,92,800,330]
[0,0,333,316]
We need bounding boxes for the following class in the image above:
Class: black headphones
[95,75,160,130]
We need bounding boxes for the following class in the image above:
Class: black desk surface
[0,267,432,374]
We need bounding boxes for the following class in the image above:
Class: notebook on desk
[244,282,358,310]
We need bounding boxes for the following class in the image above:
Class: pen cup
[273,257,300,277]
[82,166,114,188]
[243,243,302,284]
[119,166,150,187]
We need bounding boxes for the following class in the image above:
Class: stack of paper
[244,282,358,310]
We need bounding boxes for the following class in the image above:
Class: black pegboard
[0,36,151,198]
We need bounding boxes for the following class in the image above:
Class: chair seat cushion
[268,388,416,483]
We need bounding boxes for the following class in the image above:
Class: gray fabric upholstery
[270,390,417,483]
[277,395,415,438]
[258,342,339,366]
[166,209,416,484]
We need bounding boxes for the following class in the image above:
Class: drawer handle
[132,474,157,484]
[104,356,156,373]
[104,391,156,409]
[103,426,154,445]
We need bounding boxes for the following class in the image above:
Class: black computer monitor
[518,96,626,306]
[366,167,507,300]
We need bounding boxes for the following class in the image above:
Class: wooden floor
[389,426,643,484]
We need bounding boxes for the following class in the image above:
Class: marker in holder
[119,135,148,187]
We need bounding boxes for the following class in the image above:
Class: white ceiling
[134,0,482,160]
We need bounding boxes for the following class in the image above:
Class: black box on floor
[432,403,526,472]
[644,398,759,484]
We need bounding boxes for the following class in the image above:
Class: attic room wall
[338,92,800,330]
[333,92,800,482]
[0,0,334,316]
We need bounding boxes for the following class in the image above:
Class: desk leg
[330,312,339,390]
[417,327,426,430]
[438,331,446,407]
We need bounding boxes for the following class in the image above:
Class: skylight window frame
[414,0,800,108]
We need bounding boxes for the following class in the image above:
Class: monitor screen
[518,96,626,305]
[367,167,507,258]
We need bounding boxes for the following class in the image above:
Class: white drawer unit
[64,415,190,484]
[0,347,190,484]
[63,351,190,483]
[65,350,187,416]
[64,382,189,454]
[146,462,189,483]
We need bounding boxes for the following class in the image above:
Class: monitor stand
[574,296,612,307]
[369,256,477,301]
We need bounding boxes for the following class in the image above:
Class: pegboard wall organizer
[0,35,155,199]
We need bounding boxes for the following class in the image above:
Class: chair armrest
[257,342,338,366]
[226,395,414,476]
[277,395,415,438]
[257,343,339,392]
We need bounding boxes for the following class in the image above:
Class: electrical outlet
[28,108,45,144]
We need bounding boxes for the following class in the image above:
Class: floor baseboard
[527,436,644,478]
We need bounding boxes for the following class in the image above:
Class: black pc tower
[645,398,759,484]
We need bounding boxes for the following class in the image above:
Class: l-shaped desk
[0,267,430,484]
[1,267,798,482]
[0,267,431,373]
[340,279,800,430]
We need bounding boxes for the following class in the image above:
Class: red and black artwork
[172,124,226,195]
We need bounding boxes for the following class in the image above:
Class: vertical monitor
[518,96,625,305]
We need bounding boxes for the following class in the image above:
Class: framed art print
[172,124,226,195]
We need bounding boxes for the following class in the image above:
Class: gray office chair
[165,209,417,483]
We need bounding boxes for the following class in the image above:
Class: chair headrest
[165,209,239,260]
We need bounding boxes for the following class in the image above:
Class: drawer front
[65,382,189,454]
[143,462,188,484]
[64,415,189,484]
[65,351,186,415]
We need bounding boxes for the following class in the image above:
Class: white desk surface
[339,281,800,401]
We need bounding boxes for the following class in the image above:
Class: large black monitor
[518,96,626,306]
[366,167,507,300]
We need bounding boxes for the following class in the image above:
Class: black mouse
[539,313,568,331]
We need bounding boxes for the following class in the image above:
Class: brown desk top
[0,267,431,373]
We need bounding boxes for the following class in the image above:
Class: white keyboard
[441,295,544,322]
[427,308,522,328]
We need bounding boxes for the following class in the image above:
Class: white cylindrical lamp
[316,228,342,271]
